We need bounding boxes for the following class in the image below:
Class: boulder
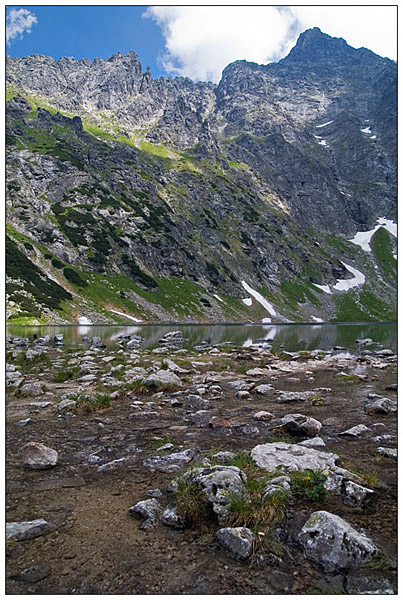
[365,396,397,414]
[254,384,275,395]
[6,519,49,541]
[216,527,254,560]
[299,437,326,449]
[253,411,274,421]
[161,505,185,529]
[261,476,291,502]
[251,442,339,473]
[339,424,370,437]
[208,416,231,428]
[376,447,397,460]
[58,399,77,412]
[142,448,199,473]
[210,451,236,464]
[22,442,58,470]
[186,394,211,410]
[142,370,182,389]
[343,481,375,508]
[129,498,162,529]
[19,382,43,397]
[298,511,378,572]
[182,465,248,524]
[279,414,322,437]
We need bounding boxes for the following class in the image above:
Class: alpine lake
[6,321,397,594]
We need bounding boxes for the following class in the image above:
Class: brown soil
[6,347,397,594]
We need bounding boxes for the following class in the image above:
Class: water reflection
[6,322,396,354]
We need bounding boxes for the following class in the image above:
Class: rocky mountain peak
[283,26,355,63]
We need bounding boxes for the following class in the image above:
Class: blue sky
[6,5,397,83]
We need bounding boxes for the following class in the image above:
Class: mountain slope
[6,28,397,324]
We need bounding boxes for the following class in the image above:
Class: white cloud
[144,5,396,82]
[6,8,38,45]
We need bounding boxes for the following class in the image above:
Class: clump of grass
[268,430,294,444]
[175,479,210,527]
[335,373,360,384]
[76,393,111,413]
[348,468,380,488]
[52,366,79,382]
[226,486,289,532]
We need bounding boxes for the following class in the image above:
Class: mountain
[6,28,397,325]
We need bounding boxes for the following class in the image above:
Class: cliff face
[6,28,397,325]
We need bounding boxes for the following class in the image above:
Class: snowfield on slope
[350,217,397,252]
[241,281,277,321]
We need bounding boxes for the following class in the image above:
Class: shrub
[63,267,88,288]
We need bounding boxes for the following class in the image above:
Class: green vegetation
[63,267,88,288]
[51,257,65,269]
[289,469,328,501]
[121,254,158,289]
[370,227,397,282]
[280,279,321,308]
[175,479,210,527]
[6,236,72,318]
[335,372,360,383]
[76,394,111,413]
[52,367,79,383]
[334,286,396,322]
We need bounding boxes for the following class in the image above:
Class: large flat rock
[251,442,339,473]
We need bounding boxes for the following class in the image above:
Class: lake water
[6,322,396,354]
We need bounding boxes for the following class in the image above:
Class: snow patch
[110,310,142,322]
[332,262,365,291]
[78,316,92,325]
[242,338,253,347]
[241,281,277,317]
[261,317,272,323]
[312,283,332,295]
[311,316,323,323]
[361,127,372,134]
[350,217,397,252]
[370,135,376,139]
[242,297,252,306]
[213,294,223,303]
[315,120,334,128]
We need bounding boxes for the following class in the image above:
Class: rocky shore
[6,331,397,594]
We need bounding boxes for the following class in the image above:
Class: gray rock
[298,437,326,449]
[91,336,105,348]
[298,511,378,572]
[127,339,141,350]
[6,519,49,541]
[96,457,129,471]
[53,334,64,343]
[374,349,394,356]
[226,380,249,390]
[58,399,77,412]
[246,368,269,377]
[210,451,236,464]
[365,396,397,414]
[142,370,182,388]
[161,505,185,529]
[10,564,51,583]
[186,394,211,410]
[19,382,43,396]
[277,390,323,403]
[16,418,33,427]
[261,476,291,502]
[279,414,322,437]
[22,442,58,470]
[345,575,395,595]
[376,447,397,460]
[339,424,370,437]
[129,498,162,529]
[145,488,164,498]
[253,411,274,421]
[216,527,254,560]
[142,448,199,473]
[182,465,248,524]
[251,442,339,473]
[254,384,275,395]
[235,390,250,400]
[343,481,375,507]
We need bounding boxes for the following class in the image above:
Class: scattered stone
[145,488,164,498]
[19,382,43,397]
[10,565,51,583]
[251,442,339,473]
[182,465,247,523]
[28,401,53,410]
[376,447,397,460]
[91,337,105,348]
[22,442,58,470]
[246,368,269,377]
[129,498,162,529]
[254,384,275,395]
[186,395,211,410]
[343,481,375,507]
[16,418,33,427]
[156,443,174,452]
[161,505,185,529]
[142,448,199,473]
[210,451,236,464]
[277,390,323,403]
[298,511,378,572]
[58,399,77,412]
[6,519,50,541]
[345,576,395,595]
[96,457,129,472]
[216,527,254,560]
[253,411,274,421]
[385,383,397,391]
[365,396,397,414]
[339,424,370,437]
[279,414,322,437]
[142,370,182,389]
[235,390,250,400]
[374,349,394,357]
[261,476,291,502]
[226,380,249,390]
[298,437,326,449]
